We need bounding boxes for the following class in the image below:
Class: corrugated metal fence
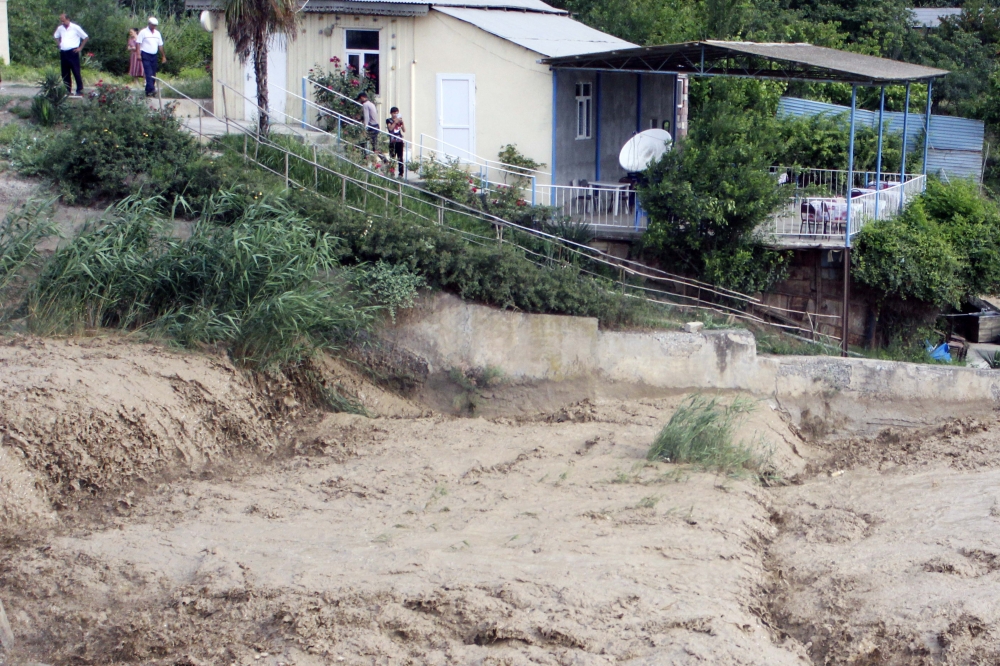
[777,96,985,181]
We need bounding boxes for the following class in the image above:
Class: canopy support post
[922,80,933,176]
[595,72,603,181]
[874,85,885,219]
[843,84,858,357]
[899,82,911,211]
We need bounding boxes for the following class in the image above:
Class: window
[575,82,592,140]
[346,29,380,93]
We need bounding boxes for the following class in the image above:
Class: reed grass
[21,193,380,368]
[648,394,774,480]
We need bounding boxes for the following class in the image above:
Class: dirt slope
[0,340,810,664]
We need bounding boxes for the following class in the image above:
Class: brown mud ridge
[2,336,1000,665]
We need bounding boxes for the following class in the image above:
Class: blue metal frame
[551,70,557,203]
[899,82,911,212]
[301,77,307,129]
[845,85,858,249]
[922,80,933,176]
[595,72,603,181]
[874,85,885,218]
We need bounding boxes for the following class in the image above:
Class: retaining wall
[386,294,1000,434]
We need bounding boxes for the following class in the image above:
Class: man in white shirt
[53,14,88,96]
[136,17,167,97]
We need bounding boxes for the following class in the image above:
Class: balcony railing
[768,167,926,242]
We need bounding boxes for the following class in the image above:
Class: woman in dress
[127,28,144,81]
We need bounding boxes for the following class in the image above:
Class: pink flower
[86,52,94,57]
[471,187,478,193]
[351,79,359,86]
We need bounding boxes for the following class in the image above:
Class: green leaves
[638,84,789,290]
[853,179,1000,308]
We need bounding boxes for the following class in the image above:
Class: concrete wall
[0,0,9,66]
[387,293,1000,436]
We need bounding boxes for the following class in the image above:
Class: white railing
[536,182,645,233]
[771,166,905,199]
[771,173,926,239]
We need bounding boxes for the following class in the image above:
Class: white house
[187,0,689,187]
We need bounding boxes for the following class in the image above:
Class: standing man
[53,14,87,97]
[358,92,379,155]
[136,17,166,97]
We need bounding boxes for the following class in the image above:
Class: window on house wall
[346,29,380,94]
[575,82,592,140]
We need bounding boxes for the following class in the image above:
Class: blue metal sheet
[778,96,984,180]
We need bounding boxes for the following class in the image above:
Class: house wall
[208,10,554,171]
[554,72,676,186]
[412,10,553,169]
[210,12,416,127]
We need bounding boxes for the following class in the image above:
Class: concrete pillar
[0,0,9,66]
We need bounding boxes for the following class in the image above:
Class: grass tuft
[647,394,774,481]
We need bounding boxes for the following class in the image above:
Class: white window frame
[575,82,592,140]
[345,29,380,93]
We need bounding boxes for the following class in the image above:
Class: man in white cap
[136,17,166,97]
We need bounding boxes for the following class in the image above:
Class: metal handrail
[214,80,843,326]
[163,77,843,338]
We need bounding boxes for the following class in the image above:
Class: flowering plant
[309,59,377,126]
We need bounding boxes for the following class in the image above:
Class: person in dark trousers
[53,14,88,96]
[358,92,379,155]
[386,107,406,177]
[136,17,166,97]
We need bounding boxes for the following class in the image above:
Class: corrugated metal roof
[187,0,566,13]
[777,97,984,180]
[434,7,635,57]
[909,7,963,28]
[543,40,949,84]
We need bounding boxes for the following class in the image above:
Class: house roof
[186,0,566,14]
[434,7,636,57]
[542,40,949,85]
[909,7,963,28]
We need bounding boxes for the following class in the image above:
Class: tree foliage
[638,83,790,293]
[223,0,299,134]
[853,179,1000,310]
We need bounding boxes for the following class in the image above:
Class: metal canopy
[543,40,949,85]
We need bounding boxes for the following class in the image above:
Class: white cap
[148,16,159,25]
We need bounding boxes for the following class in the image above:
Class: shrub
[352,260,425,322]
[23,195,376,368]
[639,93,790,292]
[33,83,205,203]
[310,59,377,126]
[0,200,59,309]
[29,70,68,127]
[647,394,773,480]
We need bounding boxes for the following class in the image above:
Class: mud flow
[2,336,1000,665]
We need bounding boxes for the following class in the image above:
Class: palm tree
[223,0,299,135]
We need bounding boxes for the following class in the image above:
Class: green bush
[647,394,773,480]
[24,195,377,368]
[639,90,790,292]
[31,83,206,203]
[286,188,642,327]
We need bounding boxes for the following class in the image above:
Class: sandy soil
[3,336,1000,665]
[768,418,1000,665]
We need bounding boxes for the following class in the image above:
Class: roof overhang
[187,0,430,14]
[542,40,949,85]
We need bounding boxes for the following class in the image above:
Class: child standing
[386,107,406,177]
